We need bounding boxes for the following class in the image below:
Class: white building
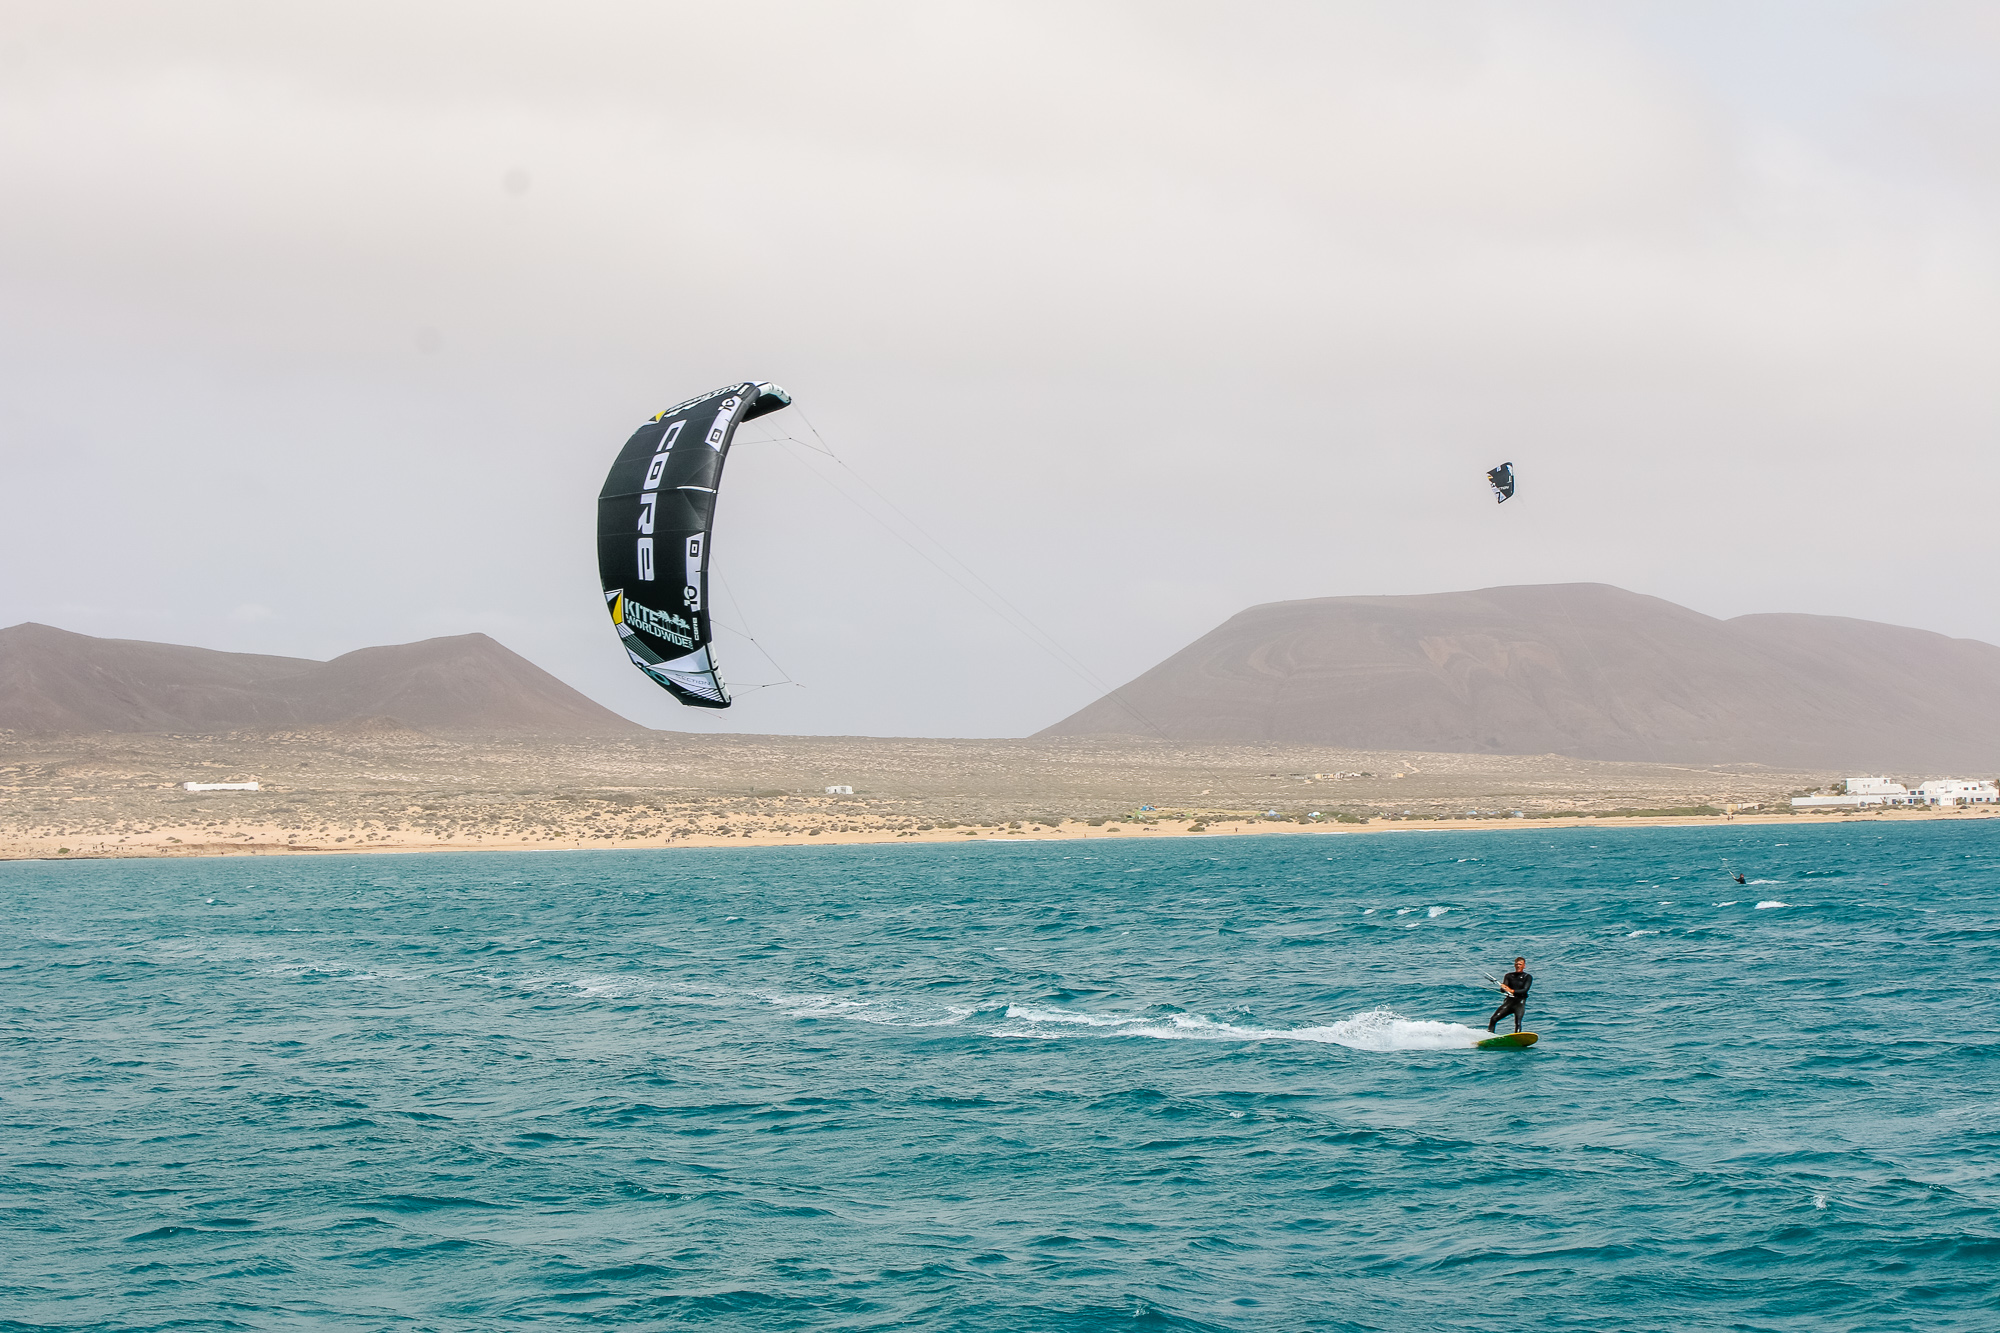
[825,785,854,796]
[1792,776,1997,809]
[1792,776,1911,809]
[1914,779,1998,806]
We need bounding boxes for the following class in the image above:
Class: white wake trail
[999,1004,1486,1051]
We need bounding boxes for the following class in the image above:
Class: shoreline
[8,806,1994,862]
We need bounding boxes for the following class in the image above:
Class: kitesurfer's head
[1514,957,1526,969]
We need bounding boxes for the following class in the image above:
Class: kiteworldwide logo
[613,591,696,650]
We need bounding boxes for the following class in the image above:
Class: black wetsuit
[1488,970,1532,1032]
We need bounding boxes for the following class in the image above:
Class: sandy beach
[10,807,1988,862]
[5,725,1989,861]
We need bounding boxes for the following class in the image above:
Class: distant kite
[596,381,792,708]
[1487,462,1515,504]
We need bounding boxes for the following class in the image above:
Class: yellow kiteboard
[1476,1031,1538,1049]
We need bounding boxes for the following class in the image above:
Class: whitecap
[1755,900,1789,909]
[1427,906,1450,918]
[762,991,971,1028]
[1749,879,1780,885]
[1715,901,1738,907]
[1002,1005,1144,1027]
[1627,930,1658,937]
[772,994,872,1016]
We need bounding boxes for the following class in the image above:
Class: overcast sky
[5,1,1997,737]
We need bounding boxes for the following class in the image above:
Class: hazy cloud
[4,1,1997,735]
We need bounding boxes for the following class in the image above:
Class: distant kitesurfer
[1488,957,1532,1033]
[1733,872,1747,885]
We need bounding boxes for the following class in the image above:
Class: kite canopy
[596,381,791,708]
[1487,462,1515,504]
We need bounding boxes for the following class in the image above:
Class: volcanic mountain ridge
[1038,583,2000,771]
[0,623,639,735]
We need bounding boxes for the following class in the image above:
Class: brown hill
[1038,583,2000,770]
[0,623,641,735]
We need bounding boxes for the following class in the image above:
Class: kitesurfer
[1733,872,1747,885]
[1487,957,1532,1033]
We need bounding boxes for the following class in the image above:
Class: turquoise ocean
[3,822,1996,1331]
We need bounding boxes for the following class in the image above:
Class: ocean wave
[1755,900,1790,909]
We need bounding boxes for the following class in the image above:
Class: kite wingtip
[744,382,793,420]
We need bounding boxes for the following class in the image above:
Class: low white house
[1792,776,1996,809]
[825,785,854,796]
[1915,779,1998,806]
[1792,776,1911,809]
